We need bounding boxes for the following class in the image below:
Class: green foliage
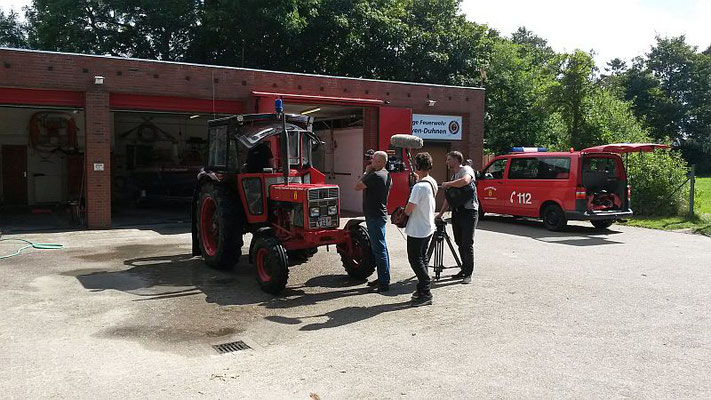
[626,150,689,216]
[484,38,555,154]
[605,36,711,174]
[0,9,26,48]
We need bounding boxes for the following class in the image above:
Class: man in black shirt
[354,150,392,292]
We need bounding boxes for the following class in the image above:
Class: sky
[2,0,710,69]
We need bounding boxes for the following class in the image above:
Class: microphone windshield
[390,134,423,149]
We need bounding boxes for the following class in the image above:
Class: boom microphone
[390,134,423,149]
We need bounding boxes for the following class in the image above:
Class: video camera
[364,149,375,163]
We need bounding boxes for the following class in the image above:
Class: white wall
[316,127,364,213]
[0,107,86,205]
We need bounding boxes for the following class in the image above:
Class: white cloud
[460,0,711,68]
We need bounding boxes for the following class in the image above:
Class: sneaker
[452,271,465,279]
[366,279,379,287]
[461,275,472,284]
[372,285,390,293]
[411,295,432,307]
[411,291,421,300]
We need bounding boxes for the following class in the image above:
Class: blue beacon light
[275,99,283,113]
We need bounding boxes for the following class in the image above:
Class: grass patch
[694,177,711,215]
[622,177,711,236]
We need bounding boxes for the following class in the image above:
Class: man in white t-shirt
[404,152,438,307]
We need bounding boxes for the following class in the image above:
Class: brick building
[0,48,484,230]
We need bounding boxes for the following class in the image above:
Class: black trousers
[407,235,433,296]
[452,208,478,276]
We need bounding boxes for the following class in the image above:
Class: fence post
[688,164,696,217]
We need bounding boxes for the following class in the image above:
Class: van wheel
[591,219,614,230]
[542,204,567,231]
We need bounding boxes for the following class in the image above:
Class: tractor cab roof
[208,113,318,149]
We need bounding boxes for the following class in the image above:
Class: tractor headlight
[328,205,337,215]
[310,207,320,217]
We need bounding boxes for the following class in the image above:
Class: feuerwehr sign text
[412,114,462,141]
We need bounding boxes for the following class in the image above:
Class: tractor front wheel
[340,224,376,280]
[253,236,289,294]
[196,182,244,269]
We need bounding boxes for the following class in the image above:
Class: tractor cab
[191,101,376,294]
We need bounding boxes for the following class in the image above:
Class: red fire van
[476,143,669,231]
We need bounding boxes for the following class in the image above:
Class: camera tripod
[426,217,462,281]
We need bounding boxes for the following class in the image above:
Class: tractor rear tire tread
[196,182,244,269]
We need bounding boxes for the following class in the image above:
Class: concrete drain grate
[212,340,251,354]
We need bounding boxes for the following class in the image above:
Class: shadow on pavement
[74,251,461,331]
[477,215,624,246]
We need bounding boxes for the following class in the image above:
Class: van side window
[509,157,571,179]
[508,158,538,179]
[483,159,507,179]
[538,157,571,179]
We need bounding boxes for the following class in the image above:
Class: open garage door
[111,111,225,226]
[0,105,86,232]
[285,103,365,214]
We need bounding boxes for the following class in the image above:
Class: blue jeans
[365,218,390,286]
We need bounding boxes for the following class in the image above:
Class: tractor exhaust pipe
[276,99,289,186]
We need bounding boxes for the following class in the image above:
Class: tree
[0,9,26,48]
[548,50,597,149]
[26,0,200,60]
[483,37,557,154]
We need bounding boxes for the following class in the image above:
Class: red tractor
[191,100,375,294]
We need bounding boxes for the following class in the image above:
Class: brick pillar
[362,107,378,152]
[84,89,111,229]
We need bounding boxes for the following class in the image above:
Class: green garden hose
[0,238,64,260]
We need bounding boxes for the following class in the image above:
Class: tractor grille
[309,187,339,200]
[308,198,339,229]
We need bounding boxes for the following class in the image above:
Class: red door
[2,145,28,206]
[378,106,412,213]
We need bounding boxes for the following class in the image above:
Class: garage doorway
[111,111,224,227]
[0,106,85,232]
[285,104,365,213]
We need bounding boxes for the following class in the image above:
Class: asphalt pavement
[1,216,709,399]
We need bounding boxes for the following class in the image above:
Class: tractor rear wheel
[340,224,376,280]
[253,236,289,294]
[196,182,244,269]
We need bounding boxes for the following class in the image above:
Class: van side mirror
[484,172,494,180]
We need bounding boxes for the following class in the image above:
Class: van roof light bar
[511,146,547,153]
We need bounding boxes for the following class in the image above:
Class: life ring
[28,112,78,151]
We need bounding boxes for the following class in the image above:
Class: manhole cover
[212,340,251,354]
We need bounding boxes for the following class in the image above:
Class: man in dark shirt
[354,150,392,292]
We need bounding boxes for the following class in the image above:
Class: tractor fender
[249,227,275,263]
[343,218,366,232]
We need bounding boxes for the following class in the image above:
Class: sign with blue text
[412,114,462,141]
